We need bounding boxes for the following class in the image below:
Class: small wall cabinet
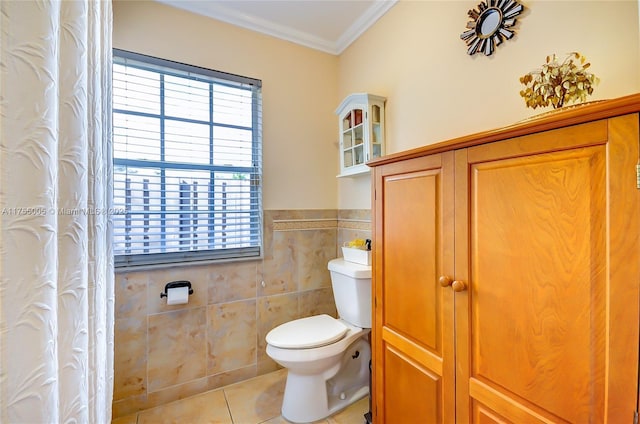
[335,93,386,177]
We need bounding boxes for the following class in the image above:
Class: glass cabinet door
[371,104,382,160]
[342,108,365,169]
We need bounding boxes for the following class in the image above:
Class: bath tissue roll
[166,286,189,305]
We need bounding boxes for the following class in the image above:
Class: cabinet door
[372,152,455,423]
[369,103,384,161]
[340,108,366,174]
[455,115,640,423]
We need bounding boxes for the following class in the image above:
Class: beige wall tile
[113,317,147,400]
[208,364,257,390]
[297,229,336,291]
[148,307,207,392]
[338,209,371,221]
[146,376,210,408]
[207,299,257,374]
[337,209,372,251]
[262,210,276,261]
[260,230,297,296]
[115,271,148,318]
[112,393,148,418]
[299,287,337,319]
[112,208,364,412]
[267,209,329,222]
[208,261,258,304]
[257,357,281,375]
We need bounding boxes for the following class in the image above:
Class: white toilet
[265,258,372,423]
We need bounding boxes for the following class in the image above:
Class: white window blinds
[112,49,262,268]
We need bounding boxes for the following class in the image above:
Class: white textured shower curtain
[0,1,114,423]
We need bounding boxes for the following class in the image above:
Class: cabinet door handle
[439,276,453,287]
[439,276,467,292]
[451,280,467,292]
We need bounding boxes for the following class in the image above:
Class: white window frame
[112,49,262,268]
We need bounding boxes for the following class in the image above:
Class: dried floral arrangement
[519,52,599,109]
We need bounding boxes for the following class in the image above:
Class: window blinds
[112,49,262,267]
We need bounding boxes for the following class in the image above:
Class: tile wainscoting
[112,209,371,418]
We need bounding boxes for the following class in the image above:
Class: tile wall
[112,209,371,418]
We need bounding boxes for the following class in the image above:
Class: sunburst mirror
[460,0,524,56]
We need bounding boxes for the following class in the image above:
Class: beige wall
[113,0,339,210]
[112,0,640,212]
[338,0,640,209]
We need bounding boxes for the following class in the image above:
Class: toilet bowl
[265,258,372,423]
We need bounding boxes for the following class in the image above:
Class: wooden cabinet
[336,93,386,177]
[372,151,456,422]
[369,94,640,423]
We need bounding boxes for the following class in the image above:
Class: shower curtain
[0,1,114,423]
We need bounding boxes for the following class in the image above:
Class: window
[112,49,262,268]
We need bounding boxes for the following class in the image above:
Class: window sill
[114,254,263,273]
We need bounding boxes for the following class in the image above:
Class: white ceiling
[156,0,398,55]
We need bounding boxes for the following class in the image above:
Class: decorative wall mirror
[461,0,524,56]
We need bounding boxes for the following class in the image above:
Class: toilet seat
[266,314,348,349]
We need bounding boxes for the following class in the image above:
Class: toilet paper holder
[160,280,194,299]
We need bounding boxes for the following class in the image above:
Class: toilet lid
[266,314,348,349]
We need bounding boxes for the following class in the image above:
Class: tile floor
[112,369,370,424]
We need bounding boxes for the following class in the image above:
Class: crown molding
[335,0,397,54]
[156,0,397,55]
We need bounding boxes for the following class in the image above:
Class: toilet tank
[328,258,372,328]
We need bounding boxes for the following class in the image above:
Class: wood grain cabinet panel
[373,153,455,424]
[370,95,640,424]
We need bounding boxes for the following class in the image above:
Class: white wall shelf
[336,93,386,178]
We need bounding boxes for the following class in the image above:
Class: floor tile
[224,368,287,424]
[327,397,369,424]
[260,416,328,424]
[260,416,293,424]
[259,395,368,424]
[112,369,370,424]
[137,388,232,424]
[268,412,340,424]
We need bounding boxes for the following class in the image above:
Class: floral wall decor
[519,52,599,109]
